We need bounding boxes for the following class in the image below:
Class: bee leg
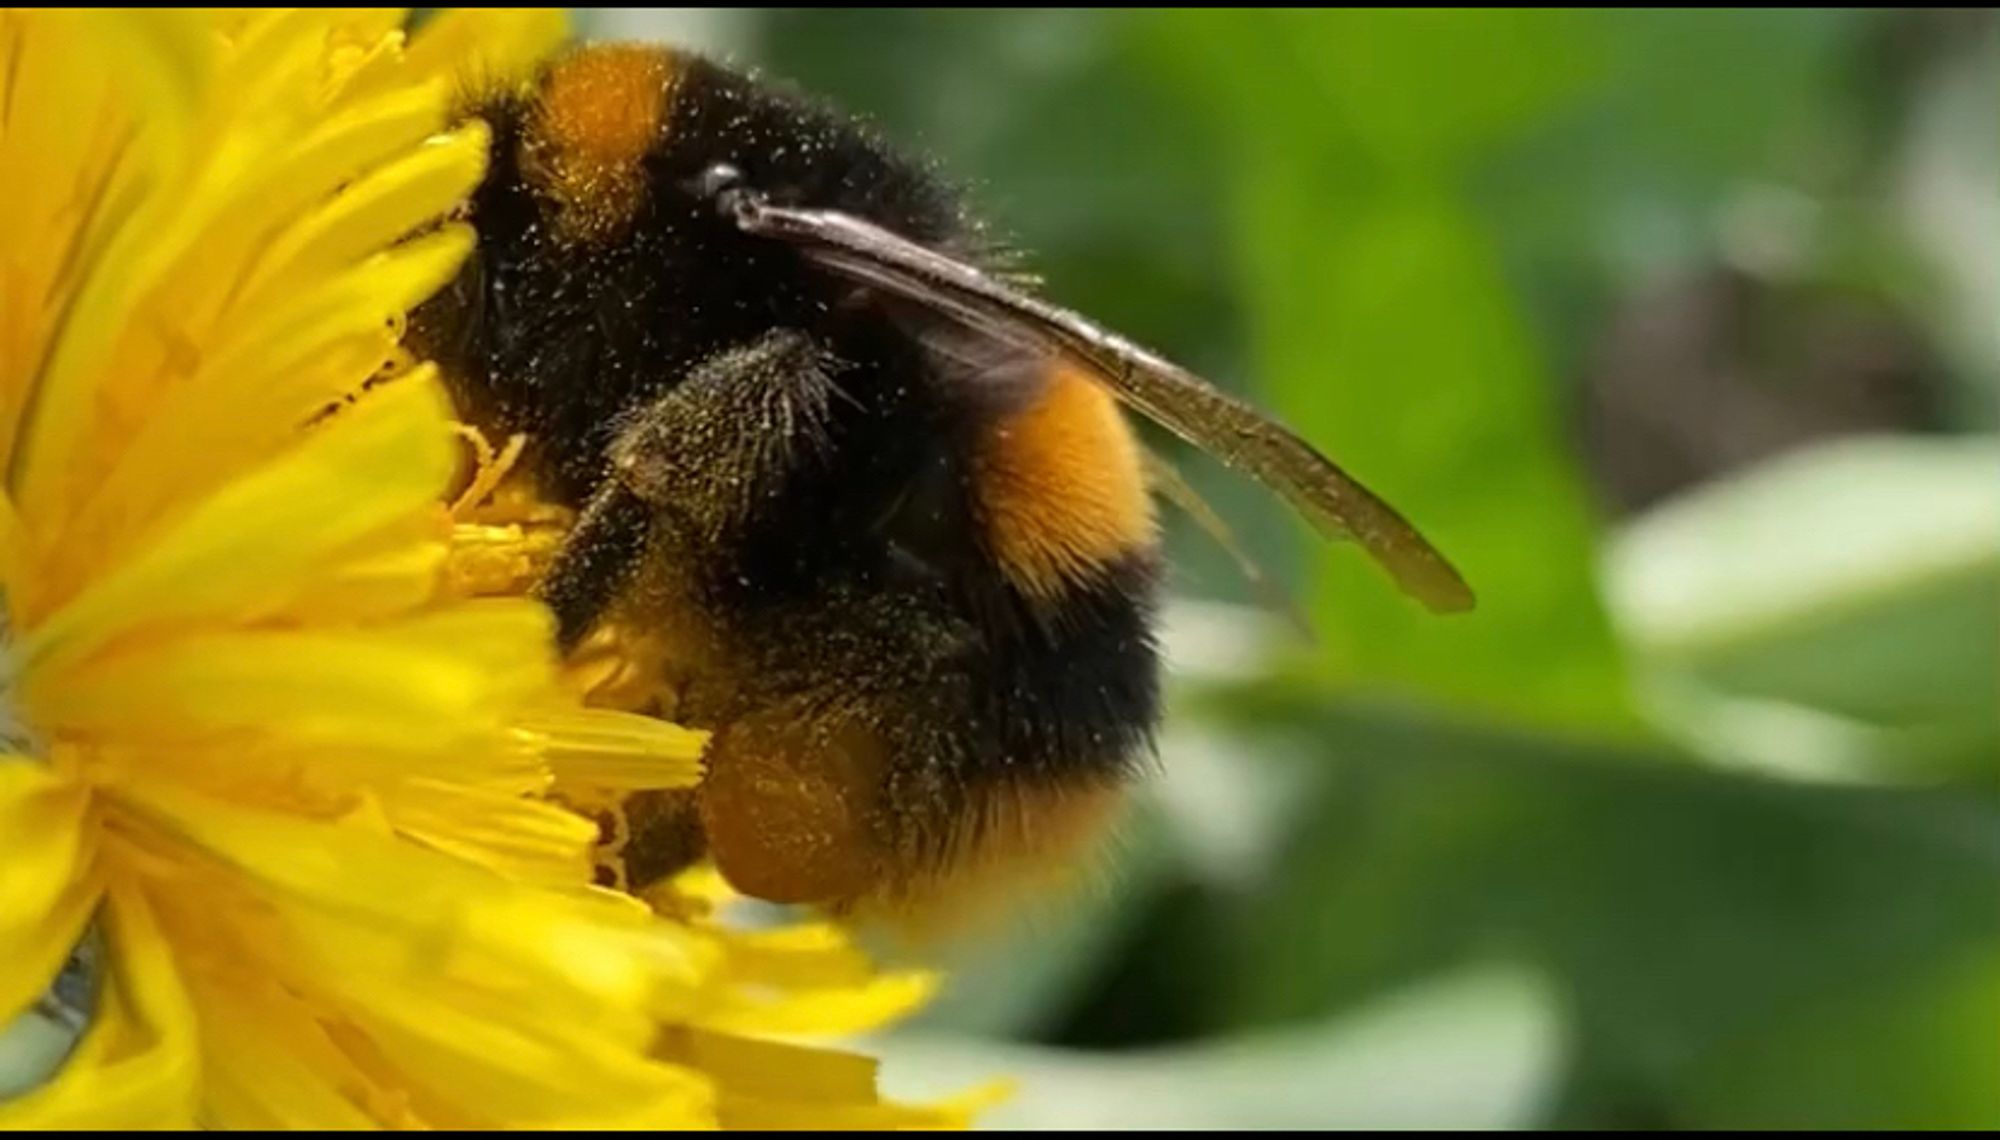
[618,788,707,888]
[539,479,654,652]
[542,330,847,887]
[537,328,838,653]
[600,328,838,544]
[693,589,981,907]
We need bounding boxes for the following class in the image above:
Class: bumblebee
[411,43,1471,918]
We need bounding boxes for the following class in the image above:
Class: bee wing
[1140,444,1317,641]
[735,200,1475,614]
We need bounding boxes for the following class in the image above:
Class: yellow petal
[677,1031,995,1131]
[0,18,140,461]
[706,922,942,1027]
[335,971,716,1129]
[9,16,244,525]
[34,601,550,754]
[0,883,199,1129]
[699,970,939,1039]
[385,778,596,888]
[241,123,489,314]
[21,372,454,672]
[679,1029,878,1104]
[292,522,450,624]
[219,223,467,387]
[189,972,404,1129]
[718,1095,987,1132]
[526,707,710,791]
[403,8,568,95]
[60,230,472,580]
[716,921,883,988]
[322,19,419,106]
[75,9,213,159]
[111,777,703,1013]
[0,760,96,1025]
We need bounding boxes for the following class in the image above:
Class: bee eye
[693,162,766,227]
[696,162,743,200]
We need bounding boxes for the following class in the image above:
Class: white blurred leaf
[880,963,1564,1131]
[1607,434,2000,779]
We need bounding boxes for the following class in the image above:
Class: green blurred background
[586,10,1999,1130]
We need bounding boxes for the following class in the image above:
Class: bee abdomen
[970,360,1160,601]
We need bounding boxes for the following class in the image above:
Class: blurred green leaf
[1211,698,2000,1128]
[1683,944,2000,1129]
[880,963,1564,1131]
[1589,10,1858,190]
[1480,10,1874,399]
[1264,9,1599,173]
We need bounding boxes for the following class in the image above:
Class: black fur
[410,50,1161,901]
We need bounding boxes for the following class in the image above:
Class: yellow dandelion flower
[0,9,982,1129]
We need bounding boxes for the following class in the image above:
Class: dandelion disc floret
[0,10,973,1128]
